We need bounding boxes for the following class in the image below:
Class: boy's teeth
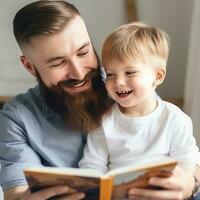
[117,90,131,94]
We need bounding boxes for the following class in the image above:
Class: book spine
[100,177,113,200]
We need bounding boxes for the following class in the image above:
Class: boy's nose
[116,76,126,86]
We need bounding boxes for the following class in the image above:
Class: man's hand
[128,165,195,200]
[4,185,85,200]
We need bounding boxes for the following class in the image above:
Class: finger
[56,192,85,200]
[149,176,181,190]
[29,186,69,200]
[148,166,182,190]
[128,195,149,200]
[128,188,183,200]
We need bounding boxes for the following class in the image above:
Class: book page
[25,166,104,178]
[109,159,177,200]
[107,158,176,176]
[24,168,102,200]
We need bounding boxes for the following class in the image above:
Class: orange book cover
[24,158,177,200]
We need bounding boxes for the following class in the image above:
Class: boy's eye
[126,71,137,75]
[106,73,114,78]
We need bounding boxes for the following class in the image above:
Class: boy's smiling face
[104,59,165,116]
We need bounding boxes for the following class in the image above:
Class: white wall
[69,0,127,56]
[136,0,194,99]
[0,1,37,97]
[184,0,200,146]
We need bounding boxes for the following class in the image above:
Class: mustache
[58,69,99,87]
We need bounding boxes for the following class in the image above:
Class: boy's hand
[128,165,194,200]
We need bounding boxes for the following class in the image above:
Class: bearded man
[0,1,112,199]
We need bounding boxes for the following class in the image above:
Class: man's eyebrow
[77,42,90,51]
[46,42,91,64]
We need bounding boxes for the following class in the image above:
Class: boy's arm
[169,113,199,176]
[127,107,200,199]
[79,128,109,173]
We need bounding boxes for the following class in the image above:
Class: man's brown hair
[13,0,80,46]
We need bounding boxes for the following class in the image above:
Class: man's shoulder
[0,85,42,119]
[11,85,40,107]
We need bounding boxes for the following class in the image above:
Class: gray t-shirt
[0,86,86,190]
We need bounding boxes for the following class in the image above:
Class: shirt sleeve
[79,127,109,173]
[169,114,198,173]
[0,104,42,191]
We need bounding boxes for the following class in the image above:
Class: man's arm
[4,185,29,200]
[0,104,84,200]
[4,185,85,200]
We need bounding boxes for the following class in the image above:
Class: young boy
[79,22,199,179]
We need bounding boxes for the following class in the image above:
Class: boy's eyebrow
[46,42,91,64]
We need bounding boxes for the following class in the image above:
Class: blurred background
[0,0,200,198]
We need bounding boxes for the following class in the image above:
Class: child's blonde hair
[102,22,170,69]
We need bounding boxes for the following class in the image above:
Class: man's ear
[154,67,166,86]
[20,55,36,76]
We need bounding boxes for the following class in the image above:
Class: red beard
[36,68,113,132]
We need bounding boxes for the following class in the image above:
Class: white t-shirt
[79,100,199,173]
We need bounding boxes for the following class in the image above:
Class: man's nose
[68,60,86,80]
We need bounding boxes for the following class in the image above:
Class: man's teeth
[72,81,86,87]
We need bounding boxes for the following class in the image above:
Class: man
[0,1,199,200]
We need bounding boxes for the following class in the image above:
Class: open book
[24,158,177,200]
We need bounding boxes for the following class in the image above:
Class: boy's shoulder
[161,100,183,112]
[159,100,191,121]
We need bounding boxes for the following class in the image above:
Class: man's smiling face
[21,15,98,96]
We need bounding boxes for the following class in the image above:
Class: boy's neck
[118,98,158,117]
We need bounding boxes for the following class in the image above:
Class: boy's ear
[20,55,36,76]
[154,67,166,86]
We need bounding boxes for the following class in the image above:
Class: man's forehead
[25,18,91,59]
